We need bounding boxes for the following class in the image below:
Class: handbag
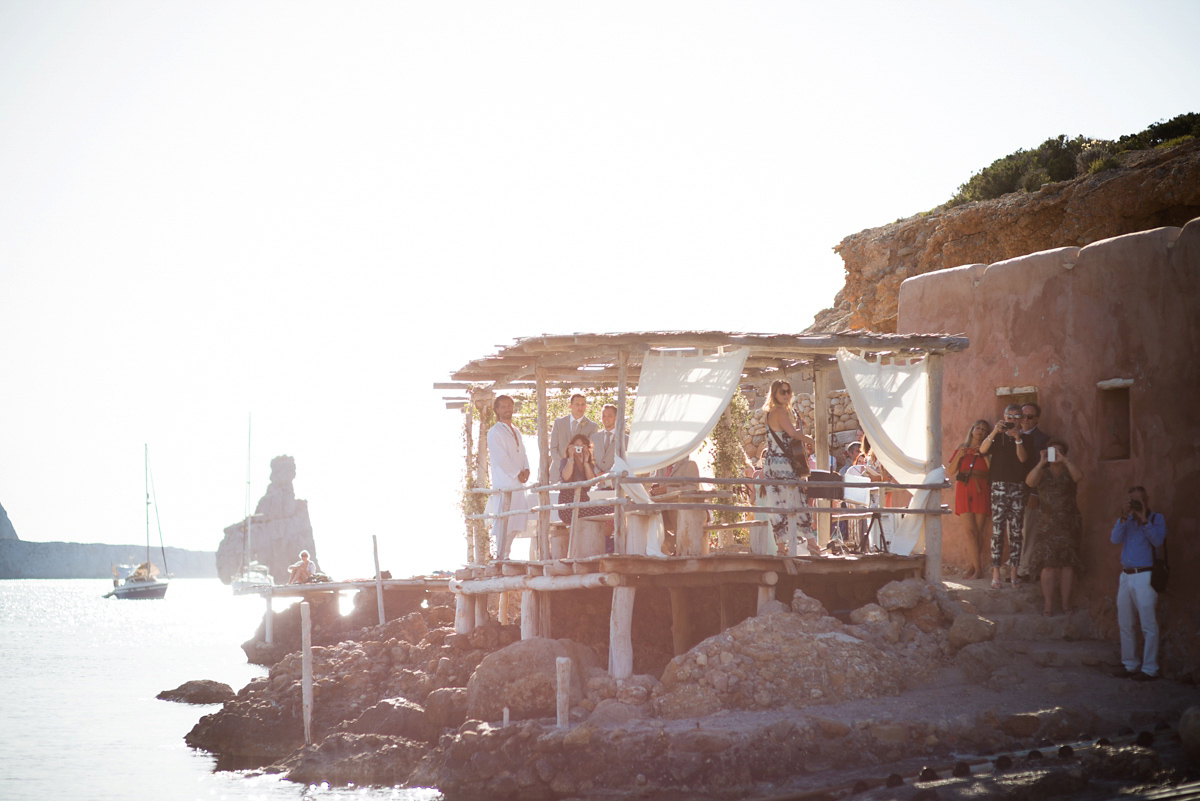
[769,424,810,478]
[1150,533,1169,593]
[954,452,976,483]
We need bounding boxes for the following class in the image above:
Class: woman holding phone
[1025,439,1083,616]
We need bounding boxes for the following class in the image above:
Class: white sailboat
[105,445,169,600]
[231,416,274,594]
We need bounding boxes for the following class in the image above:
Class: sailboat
[231,416,274,594]
[105,445,169,600]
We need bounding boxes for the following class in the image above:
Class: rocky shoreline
[179,579,1200,799]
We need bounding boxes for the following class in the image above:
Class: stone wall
[740,390,861,462]
[897,219,1200,675]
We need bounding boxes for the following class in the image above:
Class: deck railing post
[373,534,386,626]
[536,365,550,562]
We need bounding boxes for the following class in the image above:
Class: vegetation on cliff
[943,112,1199,209]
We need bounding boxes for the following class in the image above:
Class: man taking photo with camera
[1111,486,1167,681]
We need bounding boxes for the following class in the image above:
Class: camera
[1001,422,1015,430]
[1129,499,1143,513]
[573,445,584,454]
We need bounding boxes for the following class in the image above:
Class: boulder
[156,679,235,704]
[284,732,428,786]
[425,687,469,733]
[790,589,828,618]
[948,613,996,651]
[465,638,598,722]
[877,578,933,611]
[850,603,889,625]
[955,641,1009,684]
[1181,706,1200,763]
[588,698,648,726]
[347,696,433,743]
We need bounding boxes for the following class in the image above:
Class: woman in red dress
[948,420,991,579]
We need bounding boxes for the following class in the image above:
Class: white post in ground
[556,656,571,728]
[373,535,386,627]
[454,591,473,634]
[264,587,273,644]
[300,601,313,744]
[520,590,538,640]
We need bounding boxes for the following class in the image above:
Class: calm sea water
[0,579,442,801]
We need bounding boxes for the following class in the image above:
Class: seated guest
[650,452,709,556]
[288,550,318,584]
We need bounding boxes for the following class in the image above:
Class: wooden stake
[300,601,313,744]
[521,590,537,640]
[454,592,472,634]
[556,656,571,728]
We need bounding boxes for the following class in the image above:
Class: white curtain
[623,348,749,473]
[836,349,945,556]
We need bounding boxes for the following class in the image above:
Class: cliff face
[0,501,17,540]
[811,139,1200,333]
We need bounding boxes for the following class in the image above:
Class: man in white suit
[487,395,531,560]
[589,404,624,478]
[549,393,599,467]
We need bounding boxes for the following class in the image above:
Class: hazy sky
[2,1,1197,578]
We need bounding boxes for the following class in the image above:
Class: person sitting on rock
[287,550,318,584]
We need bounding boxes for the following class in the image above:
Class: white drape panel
[836,349,944,556]
[624,348,750,473]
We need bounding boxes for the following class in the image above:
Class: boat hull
[108,580,169,600]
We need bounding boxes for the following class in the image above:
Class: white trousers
[1117,570,1159,676]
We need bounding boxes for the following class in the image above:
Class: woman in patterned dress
[762,380,817,556]
[1025,439,1083,616]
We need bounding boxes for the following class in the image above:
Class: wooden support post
[536,365,550,562]
[474,594,489,628]
[264,588,273,645]
[609,586,636,679]
[614,349,628,552]
[925,352,944,585]
[499,591,511,625]
[300,601,313,744]
[556,656,571,728]
[756,584,774,614]
[813,366,832,548]
[539,592,552,639]
[521,590,538,640]
[454,592,473,634]
[373,535,386,627]
[475,400,491,565]
[669,587,690,655]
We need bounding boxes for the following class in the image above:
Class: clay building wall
[896,218,1200,676]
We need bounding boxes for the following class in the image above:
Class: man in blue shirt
[1110,486,1167,680]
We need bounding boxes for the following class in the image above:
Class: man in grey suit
[590,404,624,476]
[549,393,599,467]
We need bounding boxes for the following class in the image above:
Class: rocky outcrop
[216,455,316,584]
[811,139,1200,333]
[0,501,17,540]
[0,539,217,579]
[157,680,236,704]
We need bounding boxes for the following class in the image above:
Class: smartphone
[1047,446,1056,462]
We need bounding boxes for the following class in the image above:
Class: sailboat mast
[246,414,252,564]
[144,443,150,565]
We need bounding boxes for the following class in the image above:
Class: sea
[0,579,443,801]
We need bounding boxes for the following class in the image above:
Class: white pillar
[609,586,636,679]
[300,601,313,744]
[924,352,944,584]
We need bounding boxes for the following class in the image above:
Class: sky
[2,1,1198,579]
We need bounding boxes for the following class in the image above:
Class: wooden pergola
[436,330,968,678]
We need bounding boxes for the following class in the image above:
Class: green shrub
[1155,134,1195,149]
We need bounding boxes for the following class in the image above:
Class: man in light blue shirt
[1110,486,1167,680]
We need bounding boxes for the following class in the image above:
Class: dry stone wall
[741,389,861,460]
